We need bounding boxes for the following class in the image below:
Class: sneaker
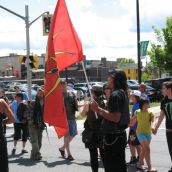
[59,148,65,158]
[21,149,28,154]
[67,155,74,161]
[12,149,16,155]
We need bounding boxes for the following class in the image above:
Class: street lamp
[136,0,141,84]
[0,5,48,100]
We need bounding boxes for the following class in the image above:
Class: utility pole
[136,0,141,84]
[0,5,48,100]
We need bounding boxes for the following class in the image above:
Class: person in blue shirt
[127,90,142,165]
[14,85,28,102]
[10,93,28,155]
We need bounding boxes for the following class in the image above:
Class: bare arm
[91,100,121,123]
[128,116,137,127]
[154,110,165,134]
[80,103,89,116]
[1,100,15,124]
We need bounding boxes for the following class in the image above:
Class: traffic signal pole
[136,0,141,84]
[0,5,48,100]
[25,6,32,100]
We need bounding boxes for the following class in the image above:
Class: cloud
[0,0,172,61]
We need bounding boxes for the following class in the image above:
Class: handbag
[82,129,94,144]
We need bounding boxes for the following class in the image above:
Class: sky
[0,0,172,62]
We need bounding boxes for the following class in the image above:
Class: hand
[152,127,157,135]
[90,99,99,113]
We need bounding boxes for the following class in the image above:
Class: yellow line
[49,56,56,61]
[45,77,61,98]
[55,51,73,55]
[53,29,63,39]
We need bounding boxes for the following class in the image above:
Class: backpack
[16,103,27,122]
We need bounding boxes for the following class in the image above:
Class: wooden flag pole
[81,61,98,119]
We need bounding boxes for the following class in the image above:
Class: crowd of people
[0,69,172,172]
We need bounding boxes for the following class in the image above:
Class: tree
[162,16,172,74]
[149,17,172,76]
[117,58,135,68]
[141,62,158,80]
[148,43,165,77]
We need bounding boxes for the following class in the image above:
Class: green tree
[141,71,151,81]
[148,43,165,77]
[162,16,172,74]
[117,58,135,68]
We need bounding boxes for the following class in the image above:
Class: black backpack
[16,103,27,122]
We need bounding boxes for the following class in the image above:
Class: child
[128,90,142,165]
[130,99,157,172]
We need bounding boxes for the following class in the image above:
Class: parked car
[145,77,172,90]
[73,83,92,94]
[128,83,158,102]
[144,77,172,100]
[67,86,84,100]
[127,80,139,86]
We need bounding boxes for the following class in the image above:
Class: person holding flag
[44,0,83,139]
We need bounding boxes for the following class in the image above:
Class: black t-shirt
[101,89,130,134]
[161,97,172,129]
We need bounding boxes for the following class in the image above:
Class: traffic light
[18,55,39,69]
[29,55,39,69]
[18,55,26,64]
[42,15,52,36]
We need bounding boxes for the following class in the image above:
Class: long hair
[108,69,128,92]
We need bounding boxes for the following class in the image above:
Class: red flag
[44,0,83,138]
[51,0,83,71]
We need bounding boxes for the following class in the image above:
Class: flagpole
[81,61,98,119]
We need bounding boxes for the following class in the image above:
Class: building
[120,63,138,80]
[0,53,45,79]
[1,54,136,82]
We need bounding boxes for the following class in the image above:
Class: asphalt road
[5,106,172,172]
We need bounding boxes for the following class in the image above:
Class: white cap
[131,90,141,97]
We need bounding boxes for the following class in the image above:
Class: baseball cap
[131,90,141,97]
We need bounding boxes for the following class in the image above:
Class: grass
[76,101,161,120]
[149,101,160,107]
[129,101,160,111]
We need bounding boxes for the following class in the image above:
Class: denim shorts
[67,119,78,136]
[137,133,152,141]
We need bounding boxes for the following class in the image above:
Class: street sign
[140,41,149,57]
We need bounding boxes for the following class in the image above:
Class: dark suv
[144,77,172,100]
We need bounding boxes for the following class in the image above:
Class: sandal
[67,154,74,161]
[59,148,65,158]
[147,167,157,172]
[137,163,144,170]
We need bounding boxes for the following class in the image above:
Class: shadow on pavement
[9,157,44,167]
[127,165,147,172]
[43,157,73,168]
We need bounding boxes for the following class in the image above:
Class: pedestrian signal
[18,55,26,64]
[29,55,39,69]
[42,15,52,36]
